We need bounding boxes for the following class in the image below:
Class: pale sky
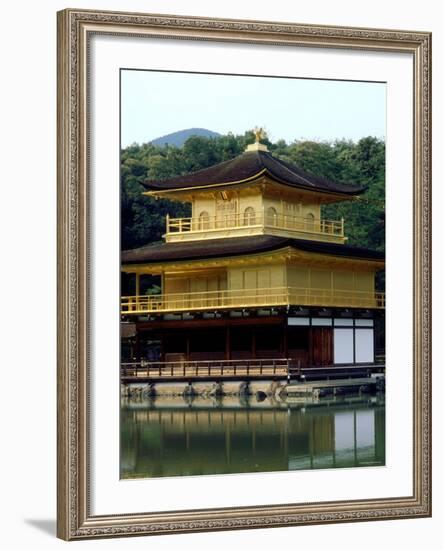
[121,69,386,148]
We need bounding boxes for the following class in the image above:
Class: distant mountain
[150,128,221,147]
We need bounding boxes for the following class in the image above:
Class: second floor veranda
[121,286,385,316]
[165,210,346,244]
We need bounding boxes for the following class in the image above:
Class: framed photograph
[57,8,431,540]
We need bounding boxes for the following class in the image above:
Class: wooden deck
[286,378,380,399]
[121,358,385,383]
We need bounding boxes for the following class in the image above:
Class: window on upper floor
[306,212,315,231]
[243,206,256,226]
[266,206,278,226]
[198,211,210,230]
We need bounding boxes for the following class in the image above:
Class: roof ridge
[143,155,237,184]
[141,148,364,195]
[260,152,318,188]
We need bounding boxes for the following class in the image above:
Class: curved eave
[142,168,267,195]
[142,168,365,199]
[122,252,385,271]
[121,238,385,272]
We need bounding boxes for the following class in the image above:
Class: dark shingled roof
[122,235,384,265]
[142,150,365,196]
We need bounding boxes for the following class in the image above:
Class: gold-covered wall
[228,265,286,290]
[164,270,227,295]
[262,194,320,222]
[191,188,263,224]
[190,181,322,226]
[162,262,375,295]
[287,265,374,293]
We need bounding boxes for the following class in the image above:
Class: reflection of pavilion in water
[121,397,385,478]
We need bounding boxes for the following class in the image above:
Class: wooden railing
[121,358,293,379]
[121,286,385,315]
[120,359,385,381]
[166,212,344,241]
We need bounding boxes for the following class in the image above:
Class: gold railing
[166,212,344,239]
[121,286,385,315]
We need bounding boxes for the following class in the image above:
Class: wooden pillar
[159,332,164,362]
[130,338,136,361]
[282,318,288,358]
[308,325,313,367]
[186,334,190,361]
[135,332,141,362]
[135,272,140,311]
[135,272,140,296]
[226,325,231,360]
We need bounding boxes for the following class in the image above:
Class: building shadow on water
[121,393,386,479]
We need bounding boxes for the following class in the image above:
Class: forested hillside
[150,127,221,147]
[121,131,385,253]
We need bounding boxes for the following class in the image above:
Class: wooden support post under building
[135,272,140,310]
[308,326,314,367]
[226,326,231,360]
[135,332,141,363]
[282,319,288,358]
[186,334,190,361]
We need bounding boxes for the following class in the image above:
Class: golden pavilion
[121,132,385,376]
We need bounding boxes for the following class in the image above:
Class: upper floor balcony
[121,286,385,316]
[165,211,346,244]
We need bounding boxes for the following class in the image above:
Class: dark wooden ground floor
[122,312,385,368]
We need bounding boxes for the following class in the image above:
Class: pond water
[120,394,385,479]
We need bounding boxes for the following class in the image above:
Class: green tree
[120,133,385,254]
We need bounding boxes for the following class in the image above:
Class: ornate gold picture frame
[57,8,431,540]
